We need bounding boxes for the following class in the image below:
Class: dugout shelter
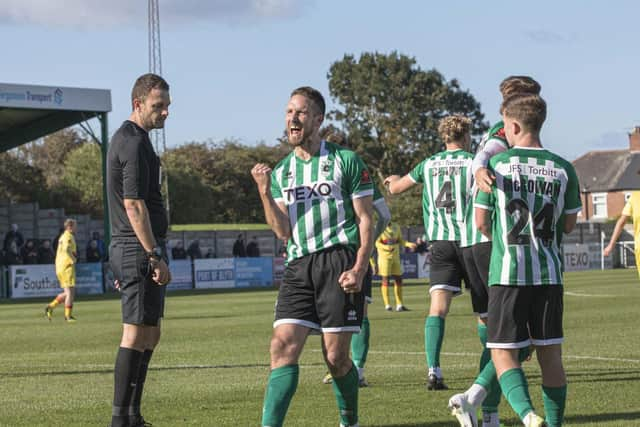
[0,82,112,244]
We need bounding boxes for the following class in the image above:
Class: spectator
[187,239,203,260]
[205,247,216,258]
[232,234,246,257]
[38,239,55,264]
[86,239,102,263]
[21,239,39,264]
[4,223,24,252]
[415,236,428,254]
[90,231,106,260]
[246,236,260,257]
[3,240,22,265]
[52,227,64,253]
[171,241,187,260]
[278,240,288,259]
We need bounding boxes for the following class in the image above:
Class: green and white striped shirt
[409,149,474,242]
[271,141,374,262]
[475,147,582,286]
[462,122,508,247]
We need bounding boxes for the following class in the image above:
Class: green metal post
[100,112,110,250]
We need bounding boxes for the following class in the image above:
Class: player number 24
[507,198,554,245]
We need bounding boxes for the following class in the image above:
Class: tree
[61,143,103,216]
[162,140,290,224]
[19,128,87,188]
[0,152,47,203]
[327,51,488,225]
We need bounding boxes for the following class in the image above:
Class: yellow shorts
[378,257,402,277]
[56,266,76,288]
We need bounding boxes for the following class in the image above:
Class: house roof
[573,149,640,192]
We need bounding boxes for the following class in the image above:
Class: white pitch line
[5,352,640,373]
[564,291,618,297]
[310,349,640,364]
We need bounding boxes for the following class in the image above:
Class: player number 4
[435,181,456,213]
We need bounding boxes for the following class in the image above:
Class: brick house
[573,127,640,222]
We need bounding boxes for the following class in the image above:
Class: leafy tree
[327,51,488,226]
[19,128,86,188]
[0,152,47,203]
[163,140,290,224]
[61,143,103,216]
[328,52,488,177]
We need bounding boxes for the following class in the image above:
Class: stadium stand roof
[0,83,111,151]
[0,82,112,241]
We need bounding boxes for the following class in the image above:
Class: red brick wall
[607,191,627,218]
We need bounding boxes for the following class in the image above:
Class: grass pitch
[1,269,639,426]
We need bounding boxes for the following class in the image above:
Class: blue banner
[75,263,104,295]
[167,259,193,291]
[234,257,273,288]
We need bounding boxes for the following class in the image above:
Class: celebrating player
[450,76,542,427]
[475,94,581,427]
[45,218,78,322]
[384,115,473,391]
[253,87,374,427]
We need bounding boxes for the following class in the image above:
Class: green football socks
[425,316,445,368]
[351,317,370,369]
[262,364,299,427]
[332,364,359,426]
[499,368,534,421]
[542,384,567,427]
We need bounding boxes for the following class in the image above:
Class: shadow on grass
[368,422,466,427]
[565,411,640,424]
[370,411,640,426]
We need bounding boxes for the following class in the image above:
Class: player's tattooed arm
[251,163,291,240]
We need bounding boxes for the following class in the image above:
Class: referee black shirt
[107,120,168,240]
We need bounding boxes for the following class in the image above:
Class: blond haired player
[385,115,474,391]
[604,191,640,278]
[45,218,78,322]
[374,221,416,311]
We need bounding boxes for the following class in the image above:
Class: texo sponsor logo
[283,182,332,202]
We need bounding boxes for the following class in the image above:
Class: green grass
[170,223,271,231]
[1,269,639,426]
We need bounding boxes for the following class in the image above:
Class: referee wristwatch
[147,246,163,261]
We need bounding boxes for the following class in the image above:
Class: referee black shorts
[274,245,365,334]
[109,238,167,327]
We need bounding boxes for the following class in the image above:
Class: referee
[107,73,171,427]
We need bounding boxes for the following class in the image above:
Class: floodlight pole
[148,0,171,221]
[100,112,110,249]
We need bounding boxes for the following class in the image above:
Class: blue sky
[1,0,638,161]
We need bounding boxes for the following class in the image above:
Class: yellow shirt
[622,191,640,246]
[56,230,77,269]
[375,223,412,260]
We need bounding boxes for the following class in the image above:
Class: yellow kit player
[604,191,640,279]
[45,219,78,322]
[374,222,416,311]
